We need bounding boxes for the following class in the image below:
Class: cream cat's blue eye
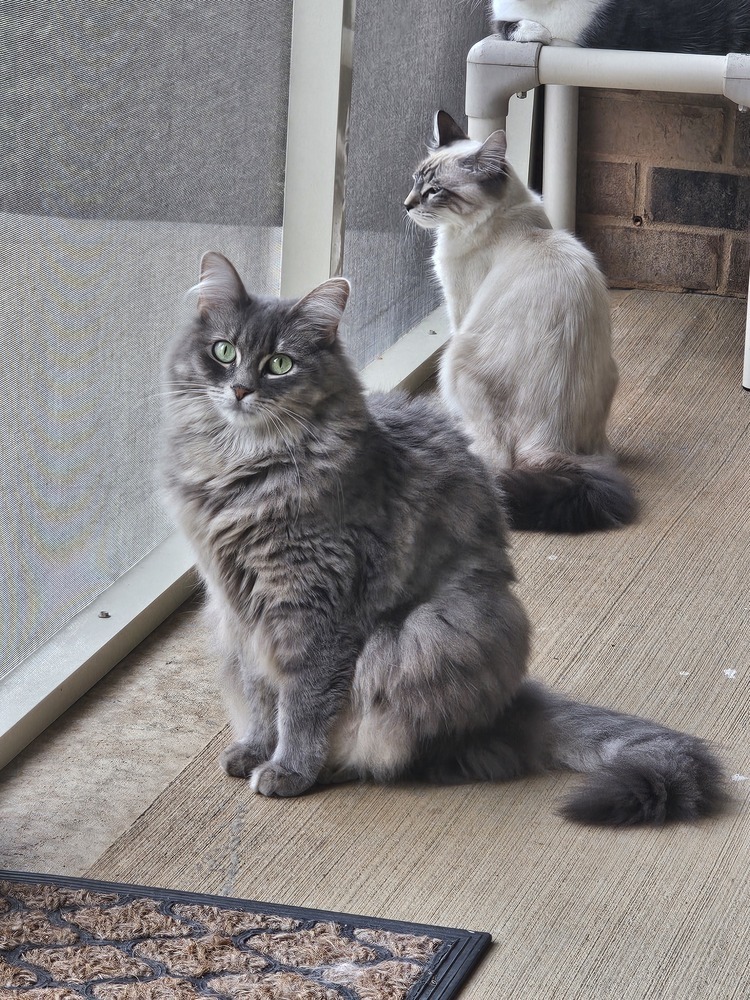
[212,341,236,364]
[267,354,293,375]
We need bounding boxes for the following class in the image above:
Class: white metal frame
[280,0,354,296]
[465,38,750,389]
[0,0,451,769]
[0,534,196,770]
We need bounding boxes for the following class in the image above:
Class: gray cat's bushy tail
[498,458,637,533]
[418,681,725,826]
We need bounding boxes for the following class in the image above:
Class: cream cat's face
[404,112,509,230]
[404,144,481,229]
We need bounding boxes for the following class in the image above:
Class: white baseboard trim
[359,306,450,392]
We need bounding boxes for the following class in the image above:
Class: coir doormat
[0,871,490,999]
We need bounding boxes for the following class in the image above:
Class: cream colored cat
[405,110,635,532]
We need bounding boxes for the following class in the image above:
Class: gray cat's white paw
[249,761,314,797]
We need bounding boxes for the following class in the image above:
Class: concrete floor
[0,597,222,875]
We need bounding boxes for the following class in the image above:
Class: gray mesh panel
[0,1,291,681]
[341,0,487,367]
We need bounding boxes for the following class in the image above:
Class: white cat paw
[499,19,552,44]
[249,761,314,797]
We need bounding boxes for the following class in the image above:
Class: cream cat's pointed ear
[473,130,508,175]
[433,109,468,147]
[194,252,248,317]
[292,277,350,344]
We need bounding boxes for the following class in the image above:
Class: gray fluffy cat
[160,251,724,825]
[406,110,635,534]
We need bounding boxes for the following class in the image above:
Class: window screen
[341,0,487,367]
[0,0,291,681]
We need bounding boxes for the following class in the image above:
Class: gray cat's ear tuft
[433,109,468,147]
[293,277,350,344]
[193,252,248,317]
[473,129,508,175]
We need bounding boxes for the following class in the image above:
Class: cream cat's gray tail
[416,681,726,826]
[498,458,637,533]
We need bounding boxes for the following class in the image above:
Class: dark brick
[578,160,636,218]
[579,91,726,165]
[733,110,750,168]
[578,223,721,292]
[726,235,750,296]
[648,168,750,231]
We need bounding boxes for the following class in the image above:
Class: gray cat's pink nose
[404,190,420,210]
[233,384,252,400]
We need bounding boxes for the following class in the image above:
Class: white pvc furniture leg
[542,83,578,231]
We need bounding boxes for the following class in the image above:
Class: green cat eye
[212,340,236,364]
[267,354,293,375]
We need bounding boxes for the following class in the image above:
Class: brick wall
[576,89,750,297]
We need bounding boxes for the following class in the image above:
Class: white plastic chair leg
[541,83,579,231]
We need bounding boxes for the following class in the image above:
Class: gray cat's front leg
[248,641,354,797]
[219,658,278,779]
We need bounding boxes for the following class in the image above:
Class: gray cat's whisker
[258,403,304,509]
[272,404,326,449]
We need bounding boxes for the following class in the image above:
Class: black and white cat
[492,0,750,54]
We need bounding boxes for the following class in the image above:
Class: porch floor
[2,289,748,999]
